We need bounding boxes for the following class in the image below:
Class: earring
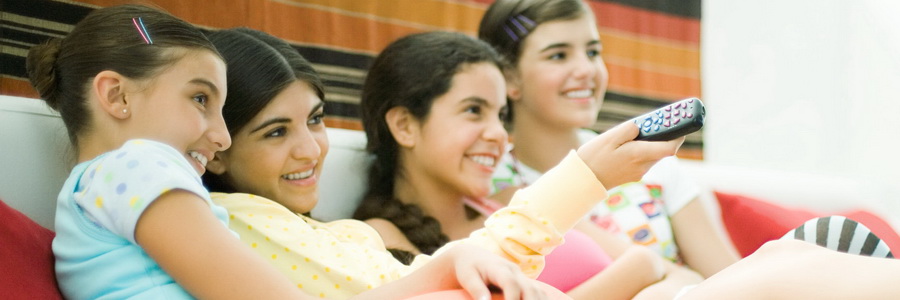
[122,108,128,114]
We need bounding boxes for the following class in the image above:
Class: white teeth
[470,155,495,167]
[189,151,207,167]
[282,169,314,180]
[566,89,593,98]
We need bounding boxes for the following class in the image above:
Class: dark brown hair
[353,31,505,263]
[25,4,220,147]
[478,0,591,124]
[201,28,325,193]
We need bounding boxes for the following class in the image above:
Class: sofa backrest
[0,95,370,229]
[0,96,73,229]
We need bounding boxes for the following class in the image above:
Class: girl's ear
[385,106,419,148]
[505,70,523,102]
[92,70,130,119]
[206,152,228,175]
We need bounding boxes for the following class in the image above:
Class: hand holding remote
[633,97,705,141]
[577,122,684,188]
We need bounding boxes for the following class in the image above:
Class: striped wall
[1,0,702,158]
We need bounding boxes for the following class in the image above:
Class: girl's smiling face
[509,14,609,130]
[125,49,230,175]
[402,62,508,198]
[207,81,328,214]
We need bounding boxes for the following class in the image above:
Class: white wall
[702,0,900,189]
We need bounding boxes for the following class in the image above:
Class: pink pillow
[715,191,900,257]
[0,199,62,299]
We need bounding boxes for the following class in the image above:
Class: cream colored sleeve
[428,151,608,278]
[510,150,607,232]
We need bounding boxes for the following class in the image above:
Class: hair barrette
[132,17,153,45]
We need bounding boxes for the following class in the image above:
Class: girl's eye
[549,52,566,60]
[192,94,208,106]
[499,106,510,121]
[308,112,325,125]
[265,127,286,138]
[587,49,600,58]
[465,105,482,115]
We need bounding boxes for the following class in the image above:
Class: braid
[354,151,450,263]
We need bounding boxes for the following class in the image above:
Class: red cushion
[715,191,900,257]
[0,199,62,299]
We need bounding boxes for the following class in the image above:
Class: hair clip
[516,15,535,27]
[132,17,153,45]
[509,18,527,33]
[503,25,519,41]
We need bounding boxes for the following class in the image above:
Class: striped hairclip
[132,17,153,44]
[503,15,536,42]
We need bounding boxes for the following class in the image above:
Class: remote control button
[643,126,651,133]
[686,112,693,118]
[673,118,681,124]
[653,125,660,131]
[655,118,664,124]
[664,120,670,127]
[664,106,672,112]
[665,113,671,119]
[688,98,694,103]
[642,119,652,127]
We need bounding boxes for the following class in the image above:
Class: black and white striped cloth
[782,215,893,258]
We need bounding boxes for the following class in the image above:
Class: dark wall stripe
[0,19,68,36]
[595,0,701,19]
[0,54,26,78]
[293,45,373,72]
[324,100,361,119]
[1,26,58,48]
[5,0,93,25]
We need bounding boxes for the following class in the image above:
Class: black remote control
[632,97,705,141]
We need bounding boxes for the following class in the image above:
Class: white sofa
[2,94,899,237]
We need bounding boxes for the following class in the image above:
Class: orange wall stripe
[591,2,700,44]
[0,78,39,98]
[606,63,700,100]
[600,32,699,72]
[324,117,362,131]
[277,0,485,34]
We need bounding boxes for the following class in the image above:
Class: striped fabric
[783,215,894,258]
[0,0,702,157]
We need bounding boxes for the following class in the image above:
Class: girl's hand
[448,244,551,300]
[577,121,684,188]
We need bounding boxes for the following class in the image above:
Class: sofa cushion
[716,191,900,257]
[0,199,62,299]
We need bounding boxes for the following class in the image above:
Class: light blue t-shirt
[53,139,230,299]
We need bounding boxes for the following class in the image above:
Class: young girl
[479,0,741,278]
[26,5,307,299]
[200,27,566,300]
[27,6,545,300]
[351,29,703,299]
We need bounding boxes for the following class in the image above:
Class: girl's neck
[511,114,582,174]
[393,163,484,240]
[75,134,125,164]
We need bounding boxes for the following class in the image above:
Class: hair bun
[25,38,63,109]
